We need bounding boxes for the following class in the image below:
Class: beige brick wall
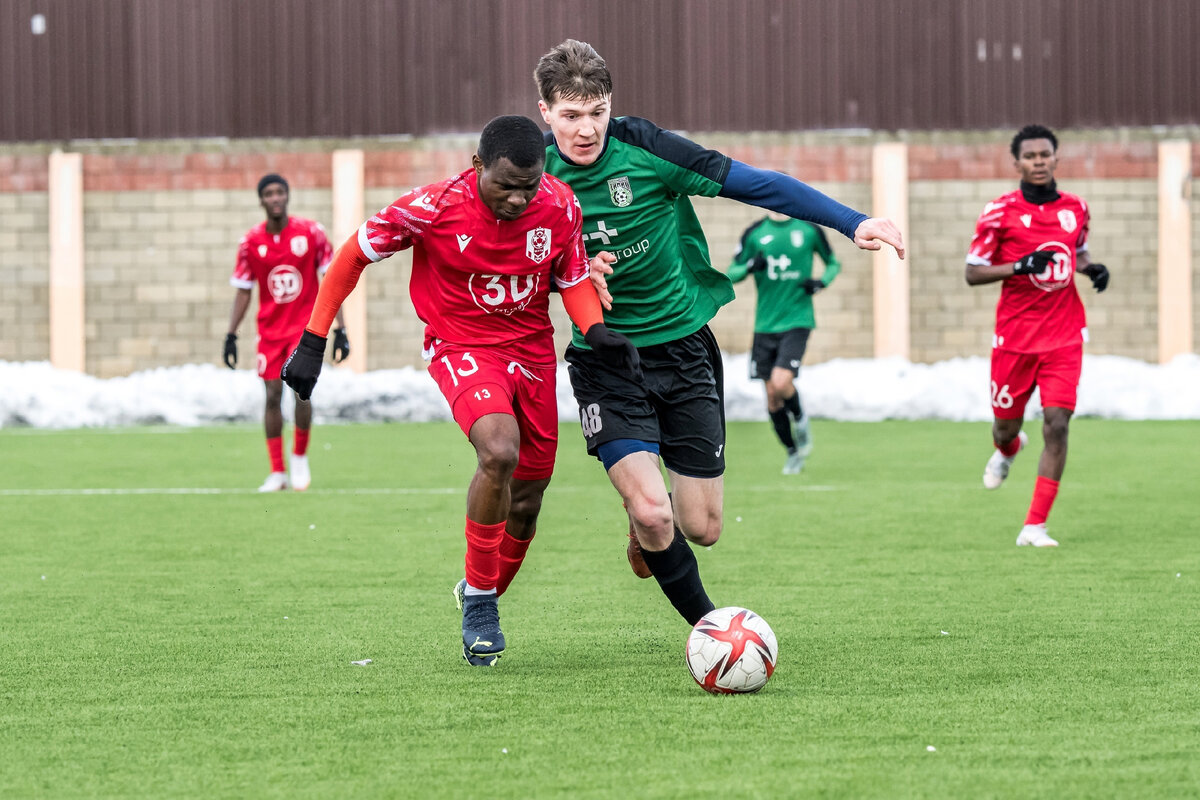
[82,188,332,376]
[0,192,50,362]
[2,130,1194,377]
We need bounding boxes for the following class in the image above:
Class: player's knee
[627,496,674,539]
[680,509,723,547]
[475,439,520,479]
[1044,415,1070,447]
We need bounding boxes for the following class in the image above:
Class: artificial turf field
[2,419,1198,798]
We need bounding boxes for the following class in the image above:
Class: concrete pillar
[49,151,85,372]
[1157,141,1193,363]
[332,149,367,373]
[871,142,909,360]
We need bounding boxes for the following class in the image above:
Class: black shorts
[749,327,811,380]
[565,325,726,478]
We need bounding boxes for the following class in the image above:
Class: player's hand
[223,333,238,369]
[589,252,616,311]
[583,323,642,382]
[1080,263,1109,292]
[747,254,768,274]
[803,278,826,294]
[853,218,905,259]
[332,327,351,362]
[1014,250,1056,275]
[281,330,327,401]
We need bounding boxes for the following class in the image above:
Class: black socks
[640,527,716,626]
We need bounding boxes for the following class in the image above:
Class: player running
[966,124,1110,547]
[225,174,349,492]
[728,211,841,474]
[534,40,904,625]
[280,116,639,666]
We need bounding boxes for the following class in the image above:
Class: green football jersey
[727,217,840,333]
[544,117,735,348]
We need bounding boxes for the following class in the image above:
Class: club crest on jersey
[1057,210,1077,233]
[526,227,551,264]
[607,176,633,208]
[258,244,268,258]
[290,236,308,257]
[267,264,303,303]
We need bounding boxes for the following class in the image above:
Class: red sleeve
[551,191,590,289]
[313,223,333,273]
[307,235,371,337]
[231,233,255,288]
[967,200,1006,266]
[559,280,603,334]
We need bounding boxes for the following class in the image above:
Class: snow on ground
[1,353,1198,429]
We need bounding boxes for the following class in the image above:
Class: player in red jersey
[225,174,350,492]
[281,116,640,666]
[966,125,1110,547]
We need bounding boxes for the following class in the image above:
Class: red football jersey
[232,217,332,341]
[967,189,1090,353]
[358,168,590,366]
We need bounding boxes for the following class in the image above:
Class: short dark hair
[1010,124,1058,159]
[257,173,288,197]
[477,115,546,169]
[534,39,612,105]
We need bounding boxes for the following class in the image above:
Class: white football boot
[982,430,1028,490]
[289,454,311,492]
[782,450,805,475]
[1016,523,1059,547]
[257,471,289,492]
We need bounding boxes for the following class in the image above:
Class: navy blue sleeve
[718,160,869,241]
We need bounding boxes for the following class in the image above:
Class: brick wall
[0,130,1194,377]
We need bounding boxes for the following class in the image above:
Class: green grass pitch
[2,420,1198,798]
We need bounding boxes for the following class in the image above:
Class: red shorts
[428,344,558,481]
[257,333,302,381]
[990,345,1082,419]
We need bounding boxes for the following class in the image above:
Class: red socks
[1025,476,1060,526]
[496,532,535,597]
[293,428,310,456]
[464,517,506,592]
[266,436,285,473]
[996,436,1022,458]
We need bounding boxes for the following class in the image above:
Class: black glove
[223,333,238,369]
[584,323,642,382]
[1080,263,1109,293]
[803,278,826,295]
[1013,250,1056,275]
[281,331,327,401]
[747,254,768,274]
[332,327,351,362]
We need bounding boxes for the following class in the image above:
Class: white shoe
[257,471,289,492]
[983,431,1028,489]
[782,450,805,475]
[289,454,311,491]
[1016,523,1059,547]
[793,414,813,458]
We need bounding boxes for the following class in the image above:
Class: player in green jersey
[535,40,904,626]
[729,212,841,474]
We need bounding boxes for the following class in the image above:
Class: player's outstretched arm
[853,218,906,259]
[282,235,372,399]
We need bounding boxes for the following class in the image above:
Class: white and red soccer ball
[686,606,778,694]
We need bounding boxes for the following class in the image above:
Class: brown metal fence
[2,0,1197,142]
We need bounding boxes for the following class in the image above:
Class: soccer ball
[686,606,778,694]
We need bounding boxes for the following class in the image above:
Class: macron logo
[456,234,473,252]
[1020,214,1032,228]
